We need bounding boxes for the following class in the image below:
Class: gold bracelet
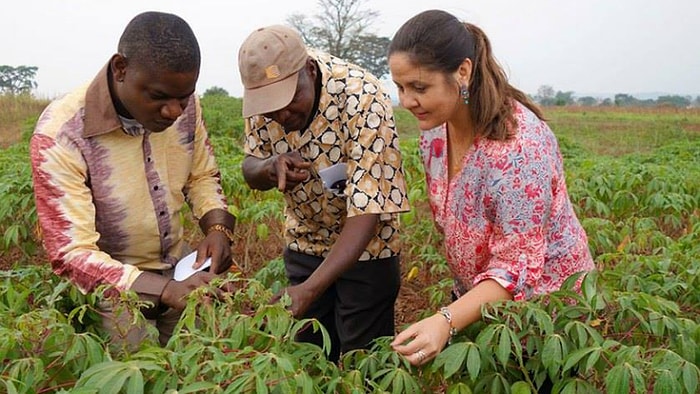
[206,224,234,244]
[438,307,458,344]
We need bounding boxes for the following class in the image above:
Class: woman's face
[389,52,461,131]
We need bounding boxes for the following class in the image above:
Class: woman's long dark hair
[389,9,544,140]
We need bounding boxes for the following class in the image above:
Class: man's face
[262,61,317,132]
[113,57,198,132]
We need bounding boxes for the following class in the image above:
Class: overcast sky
[4,0,699,100]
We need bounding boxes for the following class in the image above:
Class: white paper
[173,251,212,281]
[318,163,348,196]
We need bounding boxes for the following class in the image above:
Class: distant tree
[577,96,598,106]
[0,65,38,95]
[656,95,691,108]
[342,34,390,79]
[535,85,555,106]
[614,93,638,107]
[600,98,613,106]
[287,0,390,78]
[203,86,229,97]
[554,91,575,106]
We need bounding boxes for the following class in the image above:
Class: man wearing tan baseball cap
[238,25,309,118]
[238,25,410,362]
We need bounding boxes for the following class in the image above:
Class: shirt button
[154,185,159,190]
[159,211,165,216]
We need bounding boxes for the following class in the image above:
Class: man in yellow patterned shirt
[30,12,236,348]
[238,25,410,361]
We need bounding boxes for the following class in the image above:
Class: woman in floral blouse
[388,9,595,366]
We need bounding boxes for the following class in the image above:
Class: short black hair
[118,11,200,73]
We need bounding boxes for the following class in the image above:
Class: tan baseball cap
[238,25,309,118]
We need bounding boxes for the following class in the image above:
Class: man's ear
[305,56,317,80]
[110,53,128,82]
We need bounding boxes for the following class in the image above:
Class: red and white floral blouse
[419,102,594,300]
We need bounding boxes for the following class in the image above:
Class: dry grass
[545,106,700,156]
[0,94,49,148]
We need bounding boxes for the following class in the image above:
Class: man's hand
[160,271,218,310]
[270,283,317,318]
[267,215,380,319]
[160,271,239,311]
[192,230,232,274]
[269,152,311,192]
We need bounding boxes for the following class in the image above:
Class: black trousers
[284,248,401,362]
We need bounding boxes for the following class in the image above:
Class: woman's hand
[391,313,452,366]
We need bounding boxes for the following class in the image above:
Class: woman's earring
[460,84,470,104]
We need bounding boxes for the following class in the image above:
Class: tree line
[535,85,699,108]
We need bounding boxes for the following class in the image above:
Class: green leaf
[628,363,646,394]
[466,343,481,382]
[256,223,269,240]
[294,371,314,394]
[126,369,144,394]
[511,381,532,394]
[446,382,472,394]
[1,381,18,394]
[653,369,680,394]
[398,369,423,394]
[605,364,630,394]
[179,382,219,393]
[76,361,124,389]
[255,374,268,394]
[563,348,594,373]
[584,348,602,373]
[496,327,512,366]
[558,377,598,394]
[434,342,468,379]
[377,368,397,391]
[541,335,566,374]
[580,271,598,304]
[681,362,699,394]
[475,325,497,349]
[391,370,405,394]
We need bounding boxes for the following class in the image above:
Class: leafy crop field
[1,95,699,393]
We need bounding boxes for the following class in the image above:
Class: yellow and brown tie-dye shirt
[30,64,229,297]
[245,49,410,261]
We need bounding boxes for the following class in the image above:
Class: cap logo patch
[265,65,281,79]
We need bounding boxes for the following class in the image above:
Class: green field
[1,95,699,393]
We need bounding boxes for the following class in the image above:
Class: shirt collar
[83,62,123,138]
[119,115,146,136]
